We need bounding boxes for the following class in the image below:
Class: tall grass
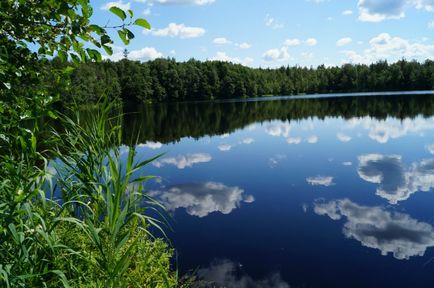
[0,99,177,287]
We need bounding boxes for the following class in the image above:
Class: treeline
[51,58,434,104]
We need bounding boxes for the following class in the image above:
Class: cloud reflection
[358,154,434,203]
[306,176,334,186]
[314,198,434,260]
[346,117,434,143]
[153,153,211,169]
[152,182,253,217]
[198,259,290,288]
[137,141,163,149]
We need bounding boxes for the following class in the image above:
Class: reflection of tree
[122,95,434,144]
[314,199,434,260]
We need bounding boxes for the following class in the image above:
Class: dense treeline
[119,94,434,144]
[52,58,434,104]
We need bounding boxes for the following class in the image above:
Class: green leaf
[134,18,151,30]
[102,45,113,56]
[128,9,134,17]
[117,30,129,45]
[109,6,127,21]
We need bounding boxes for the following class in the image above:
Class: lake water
[126,93,434,288]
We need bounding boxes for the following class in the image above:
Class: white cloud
[153,182,253,217]
[336,132,352,142]
[153,153,211,169]
[240,138,255,145]
[198,259,289,288]
[336,37,353,47]
[265,122,291,137]
[264,14,284,29]
[342,161,353,166]
[213,37,231,45]
[146,23,205,38]
[147,0,214,5]
[358,154,434,204]
[218,144,232,151]
[137,141,163,149]
[284,38,301,47]
[287,137,302,144]
[306,176,334,186]
[103,46,163,61]
[210,52,254,66]
[343,9,353,15]
[429,20,434,29]
[307,135,318,144]
[426,144,434,154]
[101,0,131,10]
[305,38,318,46]
[357,0,406,22]
[236,42,252,49]
[263,47,290,62]
[314,198,434,260]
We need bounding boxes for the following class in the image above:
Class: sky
[92,0,434,67]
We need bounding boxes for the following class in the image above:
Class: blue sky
[93,0,434,67]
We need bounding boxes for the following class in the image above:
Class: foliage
[0,1,178,287]
[49,58,434,104]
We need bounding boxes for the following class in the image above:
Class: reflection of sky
[134,115,434,288]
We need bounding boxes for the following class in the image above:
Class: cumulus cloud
[218,144,232,151]
[358,154,434,203]
[210,52,254,66]
[236,42,252,49]
[153,153,211,169]
[284,38,301,47]
[103,46,163,61]
[137,141,163,149]
[145,23,205,38]
[357,0,406,22]
[336,37,353,47]
[336,132,352,142]
[213,37,231,45]
[101,0,130,10]
[263,47,290,62]
[306,176,335,186]
[344,33,434,64]
[342,9,353,15]
[305,38,318,46]
[265,122,291,137]
[426,144,434,154]
[153,182,253,217]
[197,259,290,288]
[314,198,434,260]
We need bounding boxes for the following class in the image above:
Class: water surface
[127,94,434,288]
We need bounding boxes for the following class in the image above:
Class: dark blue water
[129,94,434,287]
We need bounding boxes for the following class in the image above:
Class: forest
[51,57,434,104]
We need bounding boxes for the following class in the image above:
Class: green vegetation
[0,1,179,287]
[49,58,434,104]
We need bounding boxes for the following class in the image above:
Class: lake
[125,93,434,288]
